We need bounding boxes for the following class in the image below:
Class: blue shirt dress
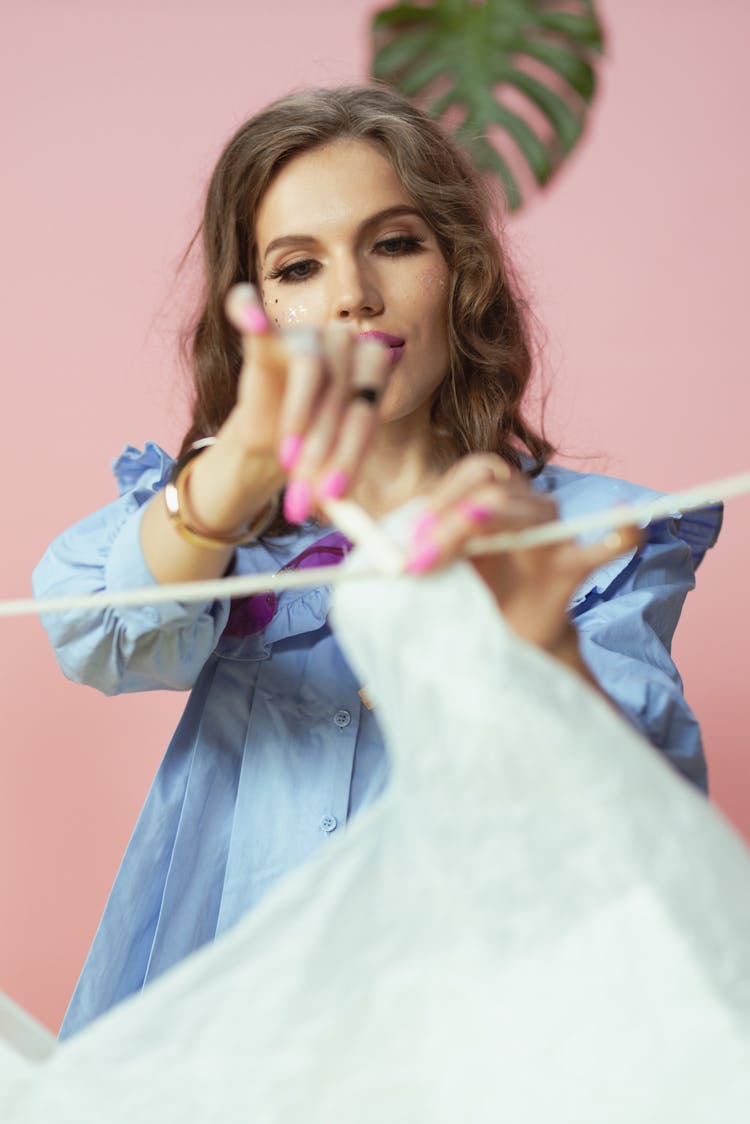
[32,444,722,1037]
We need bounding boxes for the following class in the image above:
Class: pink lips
[357,330,406,367]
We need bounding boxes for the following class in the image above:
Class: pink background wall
[2,0,748,1032]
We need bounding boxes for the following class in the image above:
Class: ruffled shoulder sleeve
[533,464,722,606]
[664,504,723,567]
[33,440,228,697]
[112,441,174,500]
[532,463,720,789]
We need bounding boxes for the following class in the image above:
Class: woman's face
[255,138,451,427]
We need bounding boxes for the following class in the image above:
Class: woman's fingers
[568,524,643,580]
[406,492,554,574]
[226,284,285,378]
[323,323,356,386]
[224,290,390,522]
[404,451,642,600]
[284,387,348,523]
[417,454,512,517]
[225,283,270,340]
[225,285,291,449]
[276,331,327,471]
[408,453,517,552]
[284,335,390,522]
[399,447,645,656]
[315,340,391,501]
[279,328,390,523]
[405,455,552,574]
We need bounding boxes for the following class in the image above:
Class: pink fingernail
[283,480,312,524]
[411,509,438,544]
[278,433,303,473]
[239,303,269,334]
[405,541,441,575]
[458,501,493,524]
[317,469,349,501]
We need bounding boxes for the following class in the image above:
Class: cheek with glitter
[418,270,448,292]
[286,305,309,325]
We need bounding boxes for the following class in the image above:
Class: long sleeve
[534,464,722,792]
[31,443,231,696]
[571,521,711,790]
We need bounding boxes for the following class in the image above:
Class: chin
[380,378,444,427]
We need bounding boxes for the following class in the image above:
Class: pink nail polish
[411,509,438,544]
[283,480,312,524]
[405,541,441,575]
[278,433,303,473]
[318,469,349,501]
[239,304,269,334]
[458,501,493,524]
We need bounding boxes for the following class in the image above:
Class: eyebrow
[262,205,423,262]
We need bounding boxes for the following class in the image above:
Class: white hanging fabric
[3,516,750,1121]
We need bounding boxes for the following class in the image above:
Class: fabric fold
[5,515,749,1122]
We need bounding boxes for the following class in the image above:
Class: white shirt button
[333,709,351,728]
[320,815,337,833]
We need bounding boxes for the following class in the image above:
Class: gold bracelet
[163,437,279,550]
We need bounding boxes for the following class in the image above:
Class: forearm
[140,412,284,584]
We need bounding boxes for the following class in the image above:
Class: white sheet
[4,525,750,1121]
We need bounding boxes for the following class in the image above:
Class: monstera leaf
[371,0,603,210]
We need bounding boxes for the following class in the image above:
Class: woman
[33,85,720,1037]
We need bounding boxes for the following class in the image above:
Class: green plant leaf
[520,37,596,99]
[395,52,448,98]
[370,0,604,210]
[373,3,439,31]
[372,29,433,76]
[488,100,553,183]
[460,131,523,211]
[504,67,583,154]
[534,10,603,49]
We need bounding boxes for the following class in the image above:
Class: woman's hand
[141,284,390,583]
[404,454,641,665]
[207,283,391,529]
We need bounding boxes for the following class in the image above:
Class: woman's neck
[350,417,446,519]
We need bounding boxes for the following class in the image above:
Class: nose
[331,256,383,322]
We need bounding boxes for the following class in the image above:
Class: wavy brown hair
[180,84,553,533]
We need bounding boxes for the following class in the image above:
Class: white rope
[2,470,747,620]
[464,469,748,555]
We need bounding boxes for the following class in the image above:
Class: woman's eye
[375,235,425,256]
[269,259,319,283]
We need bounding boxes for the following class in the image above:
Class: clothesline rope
[3,469,748,620]
[464,470,749,554]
